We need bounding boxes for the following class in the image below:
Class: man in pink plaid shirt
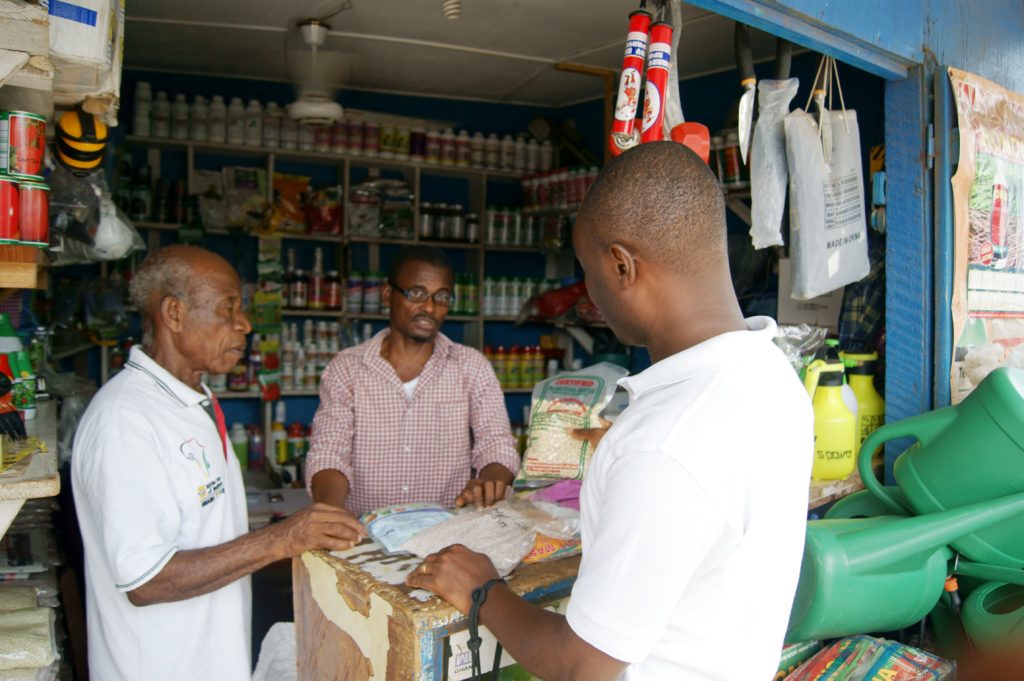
[305,246,520,518]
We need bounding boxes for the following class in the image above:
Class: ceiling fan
[284,8,352,127]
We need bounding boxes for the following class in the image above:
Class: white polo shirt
[566,317,813,681]
[72,347,251,681]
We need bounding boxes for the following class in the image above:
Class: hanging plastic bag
[785,57,869,299]
[749,77,798,249]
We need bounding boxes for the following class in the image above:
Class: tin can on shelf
[0,111,47,178]
[0,176,18,240]
[18,180,48,243]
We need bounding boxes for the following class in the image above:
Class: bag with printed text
[515,362,628,488]
[785,56,869,300]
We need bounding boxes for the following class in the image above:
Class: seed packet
[361,504,453,555]
[515,362,629,488]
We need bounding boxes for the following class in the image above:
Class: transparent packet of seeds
[515,362,628,489]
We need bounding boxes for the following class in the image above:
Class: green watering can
[786,491,1024,642]
[787,368,1024,643]
[858,367,1024,568]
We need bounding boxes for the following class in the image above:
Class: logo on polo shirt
[179,437,212,478]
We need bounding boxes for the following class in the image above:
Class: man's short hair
[576,141,727,274]
[387,245,453,284]
[129,245,205,345]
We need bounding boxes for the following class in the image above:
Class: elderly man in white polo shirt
[72,245,365,681]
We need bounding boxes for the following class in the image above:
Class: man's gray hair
[129,245,202,345]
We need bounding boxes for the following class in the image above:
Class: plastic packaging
[516,362,629,487]
[361,503,453,554]
[749,78,798,249]
[402,498,579,576]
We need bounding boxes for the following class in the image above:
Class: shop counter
[294,543,579,681]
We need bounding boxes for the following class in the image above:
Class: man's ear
[160,295,186,334]
[609,243,638,289]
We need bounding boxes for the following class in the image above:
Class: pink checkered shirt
[305,330,521,515]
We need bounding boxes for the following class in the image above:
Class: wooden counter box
[294,543,579,681]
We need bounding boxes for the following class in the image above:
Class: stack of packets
[785,636,954,680]
[362,496,581,577]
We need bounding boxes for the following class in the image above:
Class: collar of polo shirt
[125,346,214,408]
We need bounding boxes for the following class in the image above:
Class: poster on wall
[949,67,1024,403]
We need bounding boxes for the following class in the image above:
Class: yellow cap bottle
[842,351,886,468]
[805,359,858,480]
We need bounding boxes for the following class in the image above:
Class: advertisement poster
[949,67,1024,403]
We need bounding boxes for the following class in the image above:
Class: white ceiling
[124,0,782,107]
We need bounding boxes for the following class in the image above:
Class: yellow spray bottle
[804,358,858,480]
[842,351,886,468]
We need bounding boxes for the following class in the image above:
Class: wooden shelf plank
[0,400,59,505]
[0,244,48,289]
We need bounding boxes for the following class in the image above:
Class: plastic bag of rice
[515,362,628,488]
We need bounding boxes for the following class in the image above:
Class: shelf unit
[0,400,60,537]
[122,136,587,438]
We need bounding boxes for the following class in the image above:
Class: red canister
[18,181,48,243]
[0,111,47,178]
[0,176,18,240]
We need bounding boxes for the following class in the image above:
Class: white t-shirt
[566,317,813,681]
[72,347,251,681]
[402,376,420,400]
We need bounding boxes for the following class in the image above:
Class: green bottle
[14,351,36,420]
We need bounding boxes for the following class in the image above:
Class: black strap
[468,578,506,681]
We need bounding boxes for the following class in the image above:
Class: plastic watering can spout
[844,491,1024,571]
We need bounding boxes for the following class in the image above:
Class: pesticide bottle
[842,351,886,468]
[805,358,858,480]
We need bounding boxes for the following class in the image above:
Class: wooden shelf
[282,309,343,318]
[808,471,867,511]
[0,400,60,537]
[0,244,47,289]
[125,136,524,180]
[134,221,343,243]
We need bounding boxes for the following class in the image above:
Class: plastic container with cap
[842,350,885,453]
[805,352,858,480]
[229,423,248,471]
[0,314,22,353]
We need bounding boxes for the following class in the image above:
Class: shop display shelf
[215,390,321,400]
[483,244,552,253]
[346,312,480,323]
[414,239,482,251]
[501,387,533,394]
[0,400,59,538]
[485,315,561,325]
[125,136,524,181]
[523,208,578,218]
[134,221,343,243]
[0,244,47,289]
[282,309,344,318]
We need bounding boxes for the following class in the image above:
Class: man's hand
[455,478,509,508]
[570,417,612,450]
[405,544,501,614]
[271,502,366,557]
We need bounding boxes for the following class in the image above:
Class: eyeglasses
[388,282,454,307]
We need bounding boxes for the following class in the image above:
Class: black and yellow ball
[55,110,108,175]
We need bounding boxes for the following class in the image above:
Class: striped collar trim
[125,347,208,408]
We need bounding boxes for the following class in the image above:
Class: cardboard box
[777,258,844,332]
[48,0,116,68]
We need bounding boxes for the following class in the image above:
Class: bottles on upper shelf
[521,166,599,214]
[130,84,549,173]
